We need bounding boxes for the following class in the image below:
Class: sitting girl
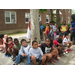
[0,34,4,51]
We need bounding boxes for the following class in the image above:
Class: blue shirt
[71,21,75,32]
[40,25,44,30]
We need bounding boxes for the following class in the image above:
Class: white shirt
[29,47,43,59]
[63,37,70,45]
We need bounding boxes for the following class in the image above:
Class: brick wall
[0,9,30,31]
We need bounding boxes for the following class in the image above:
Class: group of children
[1,14,75,65]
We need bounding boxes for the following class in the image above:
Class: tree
[50,9,54,21]
[56,9,60,25]
[30,9,41,44]
[30,9,47,44]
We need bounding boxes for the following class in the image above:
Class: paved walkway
[0,45,75,65]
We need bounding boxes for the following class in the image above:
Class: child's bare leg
[40,55,46,65]
[45,54,52,65]
[7,48,12,55]
[31,55,36,65]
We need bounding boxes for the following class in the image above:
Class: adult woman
[27,19,31,41]
[60,20,68,37]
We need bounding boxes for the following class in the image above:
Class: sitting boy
[63,33,72,54]
[13,39,31,65]
[29,41,46,65]
[12,38,21,61]
[54,38,63,57]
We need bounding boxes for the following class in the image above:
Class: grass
[8,32,27,37]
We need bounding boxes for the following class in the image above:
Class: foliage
[39,9,47,13]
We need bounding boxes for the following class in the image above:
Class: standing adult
[69,14,75,44]
[27,19,31,41]
[60,20,68,37]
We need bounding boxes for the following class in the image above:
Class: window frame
[68,17,70,24]
[5,11,17,24]
[46,15,49,23]
[25,13,30,24]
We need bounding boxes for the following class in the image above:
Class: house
[0,9,71,34]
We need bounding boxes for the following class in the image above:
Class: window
[5,11,16,24]
[68,9,70,13]
[46,15,49,23]
[25,13,30,23]
[68,17,70,23]
[39,14,41,21]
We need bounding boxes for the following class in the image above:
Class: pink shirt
[46,29,49,36]
[54,39,59,46]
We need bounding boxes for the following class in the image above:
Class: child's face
[50,23,52,25]
[22,41,27,47]
[32,42,38,49]
[8,39,13,44]
[45,39,50,46]
[46,24,48,26]
[53,23,55,25]
[4,35,8,39]
[14,41,19,46]
[66,35,69,39]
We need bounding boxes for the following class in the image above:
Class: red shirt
[54,39,59,46]
[8,42,14,48]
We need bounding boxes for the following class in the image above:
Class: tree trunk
[30,9,41,45]
[50,9,53,21]
[56,9,60,25]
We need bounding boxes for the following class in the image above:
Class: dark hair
[65,33,69,37]
[6,37,13,42]
[14,38,19,42]
[57,38,62,43]
[0,34,4,39]
[59,35,63,37]
[56,31,59,35]
[71,14,75,21]
[63,20,66,24]
[32,40,38,45]
[21,39,27,44]
[45,37,53,45]
[50,21,52,23]
[52,21,55,23]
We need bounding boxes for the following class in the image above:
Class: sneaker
[68,49,72,51]
[10,55,14,59]
[63,52,66,55]
[66,51,68,54]
[13,63,18,65]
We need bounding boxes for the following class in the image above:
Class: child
[54,38,63,57]
[13,39,31,65]
[40,22,44,40]
[52,21,58,38]
[12,38,21,61]
[38,38,58,65]
[48,21,53,38]
[2,35,8,53]
[63,33,72,54]
[44,23,50,39]
[29,41,46,65]
[0,34,4,51]
[5,37,14,57]
[54,31,59,40]
[60,20,68,37]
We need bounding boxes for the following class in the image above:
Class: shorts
[31,55,42,62]
[63,43,71,47]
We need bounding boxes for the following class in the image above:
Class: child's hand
[22,54,25,57]
[24,54,27,57]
